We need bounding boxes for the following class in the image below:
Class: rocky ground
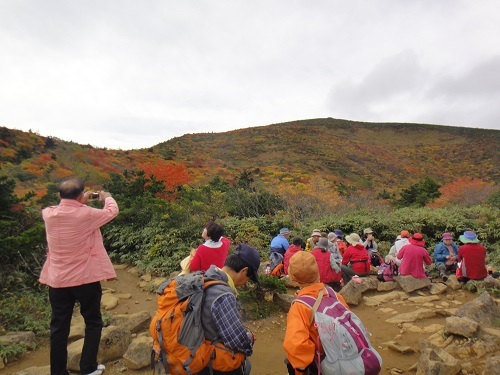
[1,265,499,375]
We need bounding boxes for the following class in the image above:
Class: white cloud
[1,0,499,149]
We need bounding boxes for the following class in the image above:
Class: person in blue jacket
[433,232,459,281]
[270,228,291,256]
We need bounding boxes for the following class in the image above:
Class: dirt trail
[1,266,479,375]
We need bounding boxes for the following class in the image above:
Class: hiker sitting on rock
[397,233,433,279]
[340,233,371,284]
[385,230,411,266]
[283,237,304,275]
[433,232,459,281]
[311,237,342,292]
[283,251,349,375]
[457,230,488,283]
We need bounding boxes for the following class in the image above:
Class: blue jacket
[433,241,459,265]
[270,235,290,255]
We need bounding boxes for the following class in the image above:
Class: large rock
[429,282,448,295]
[123,335,154,369]
[363,291,408,306]
[484,355,500,374]
[455,292,499,325]
[394,275,432,293]
[68,315,85,342]
[99,326,132,363]
[101,293,120,310]
[376,281,399,292]
[0,331,36,350]
[444,316,480,338]
[416,340,461,375]
[109,311,152,334]
[67,326,132,372]
[407,295,440,304]
[386,308,436,324]
[338,277,377,305]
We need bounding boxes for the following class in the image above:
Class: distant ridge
[1,118,499,197]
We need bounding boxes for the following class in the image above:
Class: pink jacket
[39,197,119,288]
[397,243,432,278]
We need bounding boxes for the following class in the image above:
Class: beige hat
[311,229,322,237]
[346,233,361,246]
[288,252,320,287]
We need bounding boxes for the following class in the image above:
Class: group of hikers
[269,226,491,290]
[38,176,491,375]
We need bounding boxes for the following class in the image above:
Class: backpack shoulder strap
[295,288,325,325]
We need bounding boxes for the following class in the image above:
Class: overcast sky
[1,1,499,150]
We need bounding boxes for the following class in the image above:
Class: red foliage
[142,161,191,191]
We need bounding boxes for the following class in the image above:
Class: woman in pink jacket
[397,233,433,278]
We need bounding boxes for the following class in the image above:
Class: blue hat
[334,229,343,238]
[233,244,261,284]
[279,228,291,235]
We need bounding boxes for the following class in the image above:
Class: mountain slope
[1,118,499,199]
[157,118,499,191]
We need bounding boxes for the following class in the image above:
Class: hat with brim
[409,233,425,246]
[459,231,479,244]
[280,228,291,235]
[316,237,329,250]
[233,244,261,284]
[311,229,322,237]
[346,233,361,246]
[288,251,320,287]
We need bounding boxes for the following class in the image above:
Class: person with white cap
[283,251,349,375]
[385,230,411,265]
[340,233,371,284]
[305,229,322,252]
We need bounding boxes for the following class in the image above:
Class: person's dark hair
[58,177,85,199]
[205,221,224,242]
[292,237,304,247]
[224,254,255,280]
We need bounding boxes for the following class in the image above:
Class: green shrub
[0,342,27,363]
[0,290,50,334]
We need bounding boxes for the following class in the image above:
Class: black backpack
[370,253,382,267]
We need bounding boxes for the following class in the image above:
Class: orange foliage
[142,161,191,191]
[34,154,52,165]
[430,178,496,207]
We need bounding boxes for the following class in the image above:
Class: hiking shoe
[85,365,105,375]
[442,275,448,282]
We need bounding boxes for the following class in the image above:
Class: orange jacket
[283,283,349,374]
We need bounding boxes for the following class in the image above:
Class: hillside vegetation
[1,118,499,202]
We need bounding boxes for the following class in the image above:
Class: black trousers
[49,282,103,375]
[285,358,319,375]
[197,358,251,375]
